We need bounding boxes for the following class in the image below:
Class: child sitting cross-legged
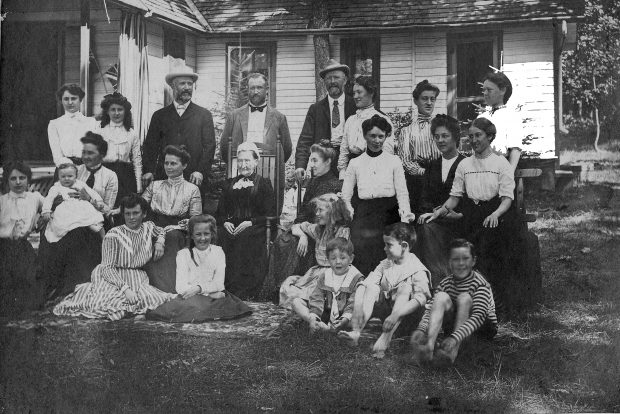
[292,237,364,333]
[410,238,498,367]
[338,223,431,358]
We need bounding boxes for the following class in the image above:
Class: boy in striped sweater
[411,238,497,366]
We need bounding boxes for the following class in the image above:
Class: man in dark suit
[142,66,215,190]
[219,73,292,206]
[294,59,356,181]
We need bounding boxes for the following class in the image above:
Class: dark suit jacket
[219,104,292,163]
[420,154,466,213]
[142,102,216,181]
[294,95,356,169]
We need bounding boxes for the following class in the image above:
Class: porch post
[80,0,91,115]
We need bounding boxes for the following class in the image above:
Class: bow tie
[250,105,266,113]
[417,114,432,126]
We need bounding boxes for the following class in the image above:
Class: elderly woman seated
[141,145,202,294]
[261,142,342,300]
[215,142,275,300]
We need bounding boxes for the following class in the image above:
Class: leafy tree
[563,0,620,150]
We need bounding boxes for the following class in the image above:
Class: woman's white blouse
[175,246,226,294]
[342,151,411,217]
[0,191,44,238]
[338,107,395,179]
[142,176,202,218]
[97,123,143,191]
[450,153,515,202]
[47,112,98,166]
[477,106,523,156]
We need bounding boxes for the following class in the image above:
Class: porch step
[555,170,576,192]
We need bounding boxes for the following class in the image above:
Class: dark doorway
[1,23,61,162]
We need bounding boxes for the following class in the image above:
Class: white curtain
[118,12,150,144]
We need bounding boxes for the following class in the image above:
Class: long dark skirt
[218,224,267,300]
[103,161,137,206]
[261,231,316,301]
[351,196,400,276]
[405,173,426,217]
[146,291,252,323]
[143,228,187,294]
[414,219,461,287]
[38,226,102,300]
[460,196,522,312]
[0,238,41,315]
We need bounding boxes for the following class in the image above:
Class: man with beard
[220,72,292,205]
[142,66,216,191]
[294,59,356,181]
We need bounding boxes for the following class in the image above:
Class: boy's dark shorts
[370,294,424,338]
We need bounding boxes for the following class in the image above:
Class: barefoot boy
[411,238,498,366]
[339,223,431,358]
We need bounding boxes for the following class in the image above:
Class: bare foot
[433,338,459,367]
[371,349,386,359]
[337,330,360,347]
[411,343,433,366]
[372,334,390,358]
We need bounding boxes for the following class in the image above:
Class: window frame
[447,31,502,120]
[163,27,186,60]
[340,36,381,109]
[226,42,277,109]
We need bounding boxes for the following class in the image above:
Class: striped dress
[53,222,175,321]
[416,270,497,343]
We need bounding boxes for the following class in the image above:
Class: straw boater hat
[165,62,199,86]
[319,59,350,79]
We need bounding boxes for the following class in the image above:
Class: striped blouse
[396,113,441,176]
[416,270,497,343]
[142,176,202,218]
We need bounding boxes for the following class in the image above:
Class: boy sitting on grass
[411,238,498,366]
[293,237,364,333]
[339,223,431,358]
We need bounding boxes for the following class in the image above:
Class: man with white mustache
[220,72,292,206]
[142,66,216,193]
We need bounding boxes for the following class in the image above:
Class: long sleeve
[341,164,357,212]
[279,114,293,162]
[175,249,193,294]
[215,181,231,224]
[498,161,516,199]
[393,161,411,217]
[337,132,351,178]
[251,177,275,225]
[397,127,423,176]
[362,260,388,286]
[103,173,119,211]
[204,247,226,293]
[295,104,317,169]
[219,112,234,162]
[42,187,60,214]
[142,182,154,204]
[189,186,202,217]
[76,180,104,204]
[142,113,161,175]
[47,121,69,166]
[98,234,126,290]
[449,285,494,343]
[200,111,216,178]
[130,131,143,192]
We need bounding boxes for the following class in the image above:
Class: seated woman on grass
[411,239,498,367]
[146,214,251,323]
[425,117,518,311]
[279,193,352,309]
[292,237,364,334]
[338,223,431,359]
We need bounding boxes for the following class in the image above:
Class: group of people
[0,58,526,365]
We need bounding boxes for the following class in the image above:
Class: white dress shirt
[47,112,99,166]
[247,104,267,143]
[0,191,44,238]
[328,94,346,146]
[441,155,459,183]
[175,100,190,117]
[477,106,523,156]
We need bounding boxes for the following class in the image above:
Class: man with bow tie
[142,66,216,191]
[219,73,292,204]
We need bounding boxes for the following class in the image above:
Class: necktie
[250,105,266,112]
[332,100,340,128]
[86,166,101,188]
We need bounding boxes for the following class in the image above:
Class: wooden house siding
[194,37,227,108]
[414,31,448,115]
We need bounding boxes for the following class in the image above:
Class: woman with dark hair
[338,76,395,179]
[262,141,342,300]
[426,117,519,310]
[48,83,98,166]
[216,142,274,299]
[415,114,466,284]
[96,92,143,211]
[342,114,414,275]
[396,79,441,215]
[141,144,202,293]
[478,71,522,170]
[53,194,175,320]
[0,161,44,315]
[146,214,252,322]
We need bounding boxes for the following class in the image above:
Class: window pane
[456,40,493,97]
[228,45,274,109]
[164,29,185,60]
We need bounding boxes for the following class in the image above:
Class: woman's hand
[153,241,165,261]
[483,212,500,228]
[180,285,201,299]
[401,213,416,224]
[223,222,235,235]
[124,288,138,304]
[233,220,252,235]
[189,171,203,186]
[296,234,309,256]
[141,173,154,189]
[78,187,92,201]
[417,213,434,224]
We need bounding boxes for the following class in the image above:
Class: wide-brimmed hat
[165,63,199,86]
[319,59,350,79]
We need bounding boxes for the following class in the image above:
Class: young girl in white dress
[42,163,105,242]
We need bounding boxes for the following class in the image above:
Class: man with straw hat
[142,64,215,191]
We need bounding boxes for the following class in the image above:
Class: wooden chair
[227,137,282,255]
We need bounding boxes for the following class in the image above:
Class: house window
[163,27,186,60]
[227,43,276,108]
[448,32,501,122]
[341,37,381,108]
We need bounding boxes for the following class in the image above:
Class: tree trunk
[310,0,330,100]
[593,75,601,152]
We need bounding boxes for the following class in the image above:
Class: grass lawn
[2,170,620,413]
